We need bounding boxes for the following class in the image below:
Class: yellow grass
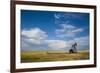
[21,50,89,63]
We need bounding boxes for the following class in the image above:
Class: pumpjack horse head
[69,42,77,53]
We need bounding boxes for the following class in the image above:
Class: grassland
[21,50,89,63]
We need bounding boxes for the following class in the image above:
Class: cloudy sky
[21,10,90,51]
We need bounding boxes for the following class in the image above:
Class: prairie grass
[21,50,89,63]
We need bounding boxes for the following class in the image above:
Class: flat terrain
[21,50,89,63]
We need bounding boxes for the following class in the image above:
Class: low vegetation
[21,50,89,63]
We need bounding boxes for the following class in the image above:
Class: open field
[21,50,89,63]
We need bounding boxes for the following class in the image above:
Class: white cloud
[22,28,47,39]
[72,28,83,33]
[45,36,89,50]
[45,40,68,50]
[55,24,83,38]
[67,36,89,50]
[21,28,89,51]
[54,13,84,20]
[74,36,89,46]
[21,28,47,45]
[54,14,60,19]
[62,24,76,29]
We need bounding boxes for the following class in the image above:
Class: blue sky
[21,10,90,51]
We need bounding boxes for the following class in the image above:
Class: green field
[21,50,89,63]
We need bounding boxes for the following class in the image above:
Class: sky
[21,10,90,51]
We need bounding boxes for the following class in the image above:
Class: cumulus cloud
[55,24,83,38]
[74,36,89,46]
[67,36,89,50]
[21,28,47,45]
[45,40,68,50]
[45,36,89,51]
[22,28,47,39]
[21,28,89,51]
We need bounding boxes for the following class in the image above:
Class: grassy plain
[21,50,89,63]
